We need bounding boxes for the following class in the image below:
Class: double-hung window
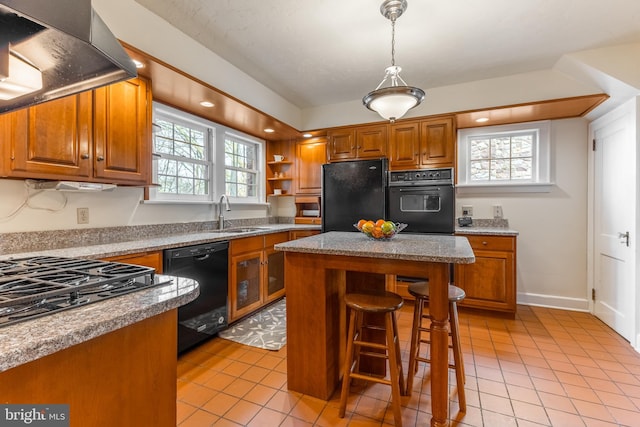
[224,134,259,200]
[457,121,552,193]
[149,103,264,203]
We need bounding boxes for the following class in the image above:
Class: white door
[591,101,636,342]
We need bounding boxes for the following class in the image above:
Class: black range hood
[0,0,137,113]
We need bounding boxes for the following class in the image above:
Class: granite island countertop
[0,275,199,373]
[275,231,475,264]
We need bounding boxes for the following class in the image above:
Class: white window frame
[148,102,265,204]
[223,132,262,204]
[457,120,553,193]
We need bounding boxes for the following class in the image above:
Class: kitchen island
[0,275,199,427]
[275,232,475,427]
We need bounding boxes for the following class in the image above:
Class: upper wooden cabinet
[3,92,93,179]
[389,116,455,170]
[420,117,455,167]
[327,124,387,161]
[295,137,327,195]
[388,121,420,169]
[93,77,152,184]
[2,77,152,185]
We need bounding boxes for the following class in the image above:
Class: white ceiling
[134,0,640,109]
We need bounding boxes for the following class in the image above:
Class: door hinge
[592,288,596,301]
[592,139,596,151]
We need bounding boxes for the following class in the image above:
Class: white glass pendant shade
[0,48,43,101]
[363,86,425,122]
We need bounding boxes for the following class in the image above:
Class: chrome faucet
[217,194,231,230]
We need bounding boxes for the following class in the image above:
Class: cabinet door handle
[81,154,89,159]
[482,241,488,245]
[97,155,104,161]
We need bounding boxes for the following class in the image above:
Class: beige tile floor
[177,304,640,426]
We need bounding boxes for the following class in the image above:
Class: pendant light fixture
[363,0,425,122]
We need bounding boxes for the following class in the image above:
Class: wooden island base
[0,310,178,427]
[284,252,451,427]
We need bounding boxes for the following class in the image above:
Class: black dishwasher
[164,241,229,353]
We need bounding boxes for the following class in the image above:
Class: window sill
[140,200,270,207]
[456,182,554,194]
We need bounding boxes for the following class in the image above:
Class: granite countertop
[275,231,475,264]
[455,226,519,236]
[0,275,199,373]
[0,224,320,372]
[454,218,519,236]
[0,224,321,261]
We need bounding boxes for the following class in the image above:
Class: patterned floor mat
[218,298,286,350]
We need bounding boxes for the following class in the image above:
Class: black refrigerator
[321,158,388,232]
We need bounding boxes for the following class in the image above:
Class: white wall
[456,118,590,311]
[0,181,270,233]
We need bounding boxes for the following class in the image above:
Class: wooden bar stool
[339,290,406,426]
[406,281,467,412]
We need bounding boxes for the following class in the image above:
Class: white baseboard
[517,292,590,312]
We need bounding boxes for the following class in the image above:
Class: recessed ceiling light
[132,59,144,69]
[303,133,312,138]
[264,128,275,133]
[475,117,489,123]
[200,101,215,108]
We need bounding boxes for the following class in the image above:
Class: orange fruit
[356,219,367,230]
[372,227,383,238]
[375,219,385,227]
[361,221,374,233]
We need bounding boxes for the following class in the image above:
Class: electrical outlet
[77,207,90,224]
[461,205,473,216]
[493,205,503,219]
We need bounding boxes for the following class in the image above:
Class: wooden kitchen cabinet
[2,77,152,185]
[102,250,163,273]
[327,124,387,161]
[389,121,420,169]
[455,234,517,315]
[388,116,455,170]
[294,195,321,225]
[229,232,289,321]
[420,117,455,167]
[294,137,326,195]
[289,230,320,240]
[93,77,152,184]
[3,92,93,179]
[0,310,177,427]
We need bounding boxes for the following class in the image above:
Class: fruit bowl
[354,220,407,240]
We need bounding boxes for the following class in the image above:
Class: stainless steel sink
[210,227,267,233]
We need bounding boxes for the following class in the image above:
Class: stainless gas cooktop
[0,256,170,327]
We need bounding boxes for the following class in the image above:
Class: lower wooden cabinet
[102,250,163,273]
[0,310,177,427]
[289,230,320,240]
[455,234,517,315]
[393,234,517,315]
[229,232,289,322]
